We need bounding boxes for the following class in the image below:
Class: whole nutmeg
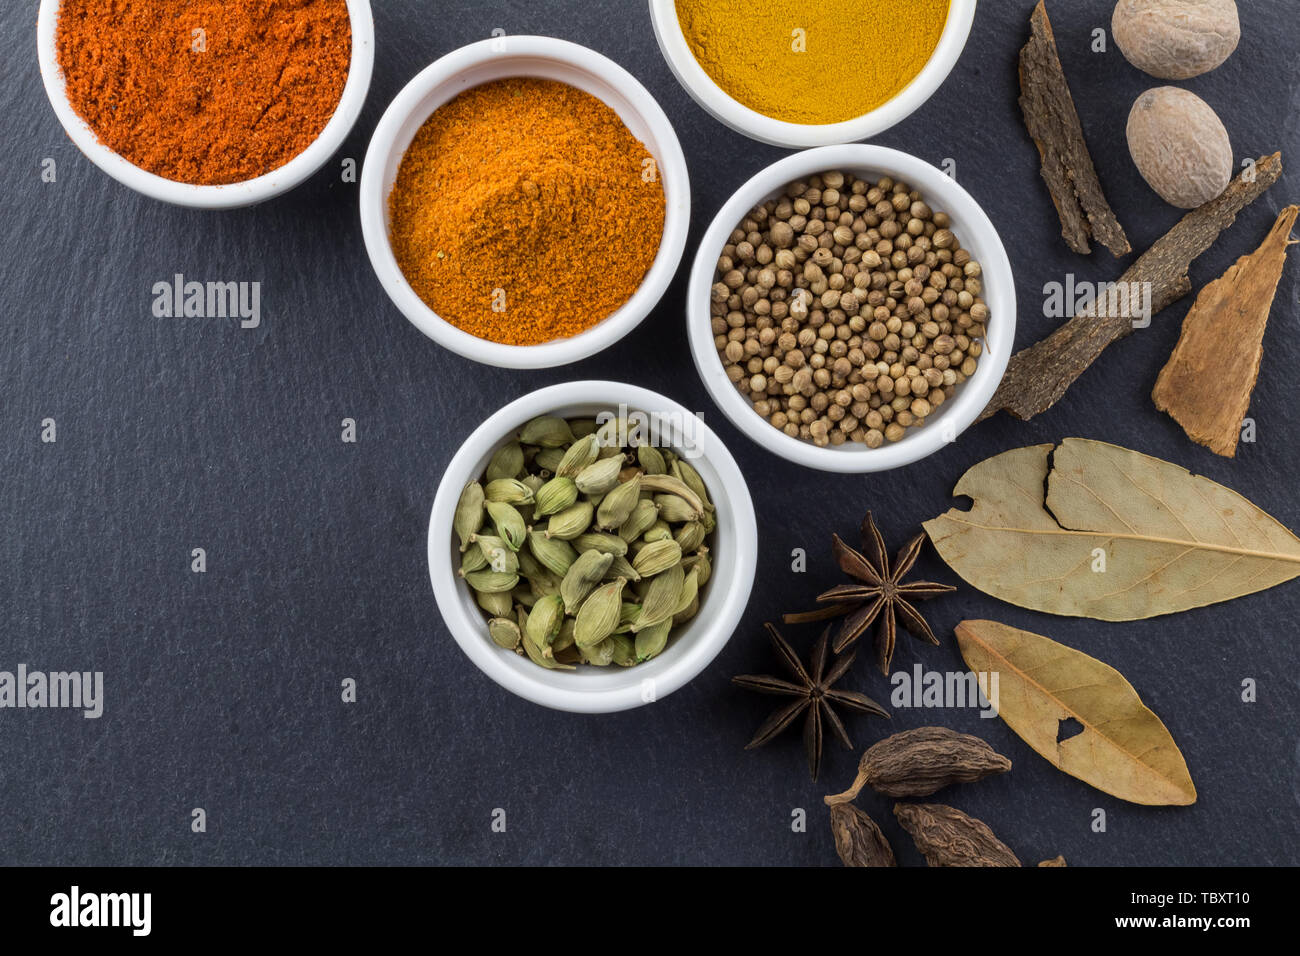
[1127,87,1232,208]
[1112,0,1240,80]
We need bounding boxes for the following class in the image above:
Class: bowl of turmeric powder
[359,37,690,370]
[36,0,375,208]
[649,0,977,148]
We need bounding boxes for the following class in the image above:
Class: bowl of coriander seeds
[429,381,757,713]
[687,145,1015,473]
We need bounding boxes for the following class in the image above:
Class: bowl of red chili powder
[37,0,374,208]
[360,37,690,370]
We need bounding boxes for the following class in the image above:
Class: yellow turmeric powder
[675,0,951,125]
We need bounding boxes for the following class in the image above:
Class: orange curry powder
[388,78,667,347]
[56,0,351,185]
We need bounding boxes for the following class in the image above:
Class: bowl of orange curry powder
[359,37,690,370]
[36,0,374,208]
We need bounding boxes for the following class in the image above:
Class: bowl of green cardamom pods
[429,381,758,713]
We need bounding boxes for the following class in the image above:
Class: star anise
[785,512,956,675]
[732,623,888,781]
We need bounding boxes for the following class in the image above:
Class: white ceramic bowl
[688,145,1015,474]
[429,381,757,713]
[649,0,975,148]
[361,37,690,370]
[36,0,374,209]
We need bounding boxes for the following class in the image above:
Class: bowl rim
[687,144,1016,474]
[647,0,976,148]
[428,380,757,713]
[359,35,691,371]
[35,0,375,209]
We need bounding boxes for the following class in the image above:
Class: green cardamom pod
[574,578,626,647]
[516,545,545,580]
[631,561,684,632]
[674,566,700,616]
[485,443,525,482]
[687,548,712,587]
[527,570,561,600]
[522,631,575,670]
[676,459,715,512]
[569,418,599,438]
[594,417,627,457]
[454,481,485,552]
[672,595,699,626]
[460,546,488,575]
[527,530,576,577]
[578,638,617,667]
[655,493,699,524]
[632,539,683,578]
[485,478,534,505]
[512,585,537,609]
[521,474,545,494]
[643,520,673,543]
[640,474,705,516]
[475,589,513,618]
[553,617,577,654]
[525,594,565,649]
[554,645,582,666]
[519,416,575,448]
[595,475,642,530]
[464,569,519,594]
[619,602,642,626]
[561,550,614,614]
[606,554,641,583]
[636,445,667,475]
[534,476,578,517]
[634,618,672,662]
[545,501,594,541]
[574,457,623,496]
[473,535,519,575]
[700,510,716,534]
[617,498,659,542]
[674,520,706,553]
[608,633,637,667]
[534,447,565,473]
[572,532,628,556]
[556,434,600,478]
[488,617,522,650]
[485,501,527,551]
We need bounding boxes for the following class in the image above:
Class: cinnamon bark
[1020,1,1130,257]
[979,152,1283,423]
[1152,205,1299,456]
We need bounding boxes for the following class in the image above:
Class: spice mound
[56,0,352,186]
[711,170,990,449]
[453,414,716,669]
[675,0,950,126]
[389,79,666,347]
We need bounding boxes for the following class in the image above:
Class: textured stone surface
[0,0,1296,866]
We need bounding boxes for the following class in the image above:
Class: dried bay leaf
[923,439,1300,619]
[954,620,1196,806]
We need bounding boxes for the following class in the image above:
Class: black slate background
[1,0,1297,867]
